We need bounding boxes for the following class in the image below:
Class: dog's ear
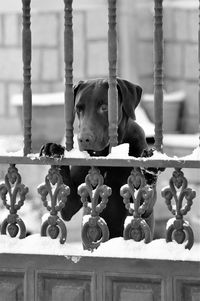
[117,78,142,120]
[73,80,85,101]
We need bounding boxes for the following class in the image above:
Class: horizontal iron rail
[0,155,199,169]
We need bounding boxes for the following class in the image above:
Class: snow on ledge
[0,234,199,262]
[1,136,200,162]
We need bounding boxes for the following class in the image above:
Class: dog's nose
[78,133,95,149]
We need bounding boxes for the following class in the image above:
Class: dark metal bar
[22,0,32,155]
[0,155,200,169]
[64,0,74,151]
[154,0,164,152]
[108,0,118,150]
[199,0,200,145]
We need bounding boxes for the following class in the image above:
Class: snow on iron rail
[0,144,200,168]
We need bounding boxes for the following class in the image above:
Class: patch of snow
[0,132,199,163]
[107,143,130,159]
[0,136,23,155]
[145,150,171,161]
[64,148,90,159]
[7,149,24,157]
[180,146,200,161]
[82,214,91,225]
[124,216,134,228]
[27,153,40,160]
[0,234,199,262]
[93,238,200,261]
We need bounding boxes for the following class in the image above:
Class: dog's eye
[76,104,84,113]
[99,104,108,113]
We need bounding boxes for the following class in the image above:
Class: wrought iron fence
[0,0,199,252]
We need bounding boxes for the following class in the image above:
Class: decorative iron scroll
[154,0,164,152]
[0,165,28,238]
[108,0,118,149]
[161,169,196,250]
[120,168,156,243]
[22,0,32,155]
[38,165,70,244]
[64,0,74,151]
[78,167,111,251]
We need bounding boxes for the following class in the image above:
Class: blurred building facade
[0,0,198,134]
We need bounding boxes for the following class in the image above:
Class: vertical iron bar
[64,0,74,151]
[108,0,118,150]
[199,0,200,145]
[22,0,32,155]
[154,0,164,152]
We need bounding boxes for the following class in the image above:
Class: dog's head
[74,78,142,155]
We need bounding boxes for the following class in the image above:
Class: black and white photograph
[0,0,199,300]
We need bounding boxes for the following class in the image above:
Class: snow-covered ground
[0,234,199,262]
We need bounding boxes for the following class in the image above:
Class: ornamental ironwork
[161,168,196,249]
[120,168,156,243]
[38,165,70,244]
[0,164,28,238]
[78,167,111,251]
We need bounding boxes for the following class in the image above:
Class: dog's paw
[142,169,158,186]
[141,148,154,158]
[141,148,165,185]
[39,143,65,158]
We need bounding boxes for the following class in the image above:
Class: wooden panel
[120,288,153,301]
[36,271,95,301]
[0,254,199,301]
[192,291,200,301]
[0,273,24,301]
[105,274,162,301]
[52,286,84,301]
[0,283,17,301]
[175,277,200,301]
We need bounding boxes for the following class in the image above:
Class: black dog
[40,78,156,238]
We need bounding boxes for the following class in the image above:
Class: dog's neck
[118,113,129,144]
[87,145,110,157]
